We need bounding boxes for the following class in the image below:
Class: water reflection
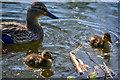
[3,39,43,53]
[102,53,110,62]
[24,63,54,78]
[40,69,54,77]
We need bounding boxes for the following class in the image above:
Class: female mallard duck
[88,33,112,53]
[1,2,58,44]
[24,51,54,69]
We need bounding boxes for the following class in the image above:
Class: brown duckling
[88,33,112,53]
[24,51,54,69]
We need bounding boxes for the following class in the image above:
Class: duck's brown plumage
[1,22,35,44]
[1,2,58,44]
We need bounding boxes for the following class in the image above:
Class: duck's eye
[32,6,46,11]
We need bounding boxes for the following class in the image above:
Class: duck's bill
[46,11,59,19]
[109,39,112,43]
[50,56,54,60]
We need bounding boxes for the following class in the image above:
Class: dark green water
[1,2,119,78]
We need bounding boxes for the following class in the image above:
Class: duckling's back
[88,35,104,48]
[24,54,42,68]
[24,53,52,69]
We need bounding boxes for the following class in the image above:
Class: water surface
[1,2,119,78]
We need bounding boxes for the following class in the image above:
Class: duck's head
[102,33,112,43]
[42,51,54,61]
[27,2,58,19]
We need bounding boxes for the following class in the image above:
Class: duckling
[88,33,112,53]
[24,51,54,69]
[1,2,58,44]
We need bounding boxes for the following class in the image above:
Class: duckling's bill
[50,56,54,60]
[46,10,58,19]
[109,39,112,43]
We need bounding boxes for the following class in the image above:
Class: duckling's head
[27,2,58,19]
[42,51,54,61]
[102,33,112,43]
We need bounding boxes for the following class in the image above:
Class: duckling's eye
[44,54,49,57]
[46,52,49,54]
[104,35,110,39]
[105,36,108,39]
[104,33,111,39]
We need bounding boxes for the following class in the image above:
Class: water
[1,2,119,78]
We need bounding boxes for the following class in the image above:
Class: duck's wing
[1,22,34,44]
[1,22,27,32]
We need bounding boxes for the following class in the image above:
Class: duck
[88,33,112,53]
[23,51,54,69]
[1,2,58,44]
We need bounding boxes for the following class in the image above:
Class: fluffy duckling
[24,51,54,69]
[88,33,112,53]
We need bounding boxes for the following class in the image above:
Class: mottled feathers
[24,51,53,68]
[1,22,34,44]
[88,35,104,48]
